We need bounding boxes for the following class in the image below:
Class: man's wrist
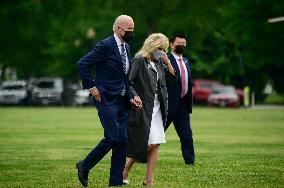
[89,86,97,91]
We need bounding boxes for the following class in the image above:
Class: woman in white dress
[123,33,176,186]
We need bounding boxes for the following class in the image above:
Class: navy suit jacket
[167,53,192,114]
[77,35,133,106]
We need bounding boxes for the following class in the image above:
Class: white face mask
[153,50,166,60]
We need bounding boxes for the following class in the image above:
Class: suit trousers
[82,95,128,186]
[165,97,195,164]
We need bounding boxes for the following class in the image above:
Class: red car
[192,79,222,103]
[207,86,240,107]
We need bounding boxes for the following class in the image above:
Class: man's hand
[90,87,101,102]
[130,96,142,109]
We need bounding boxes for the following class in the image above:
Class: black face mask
[175,45,186,54]
[121,31,134,42]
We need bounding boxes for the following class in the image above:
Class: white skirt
[148,94,166,145]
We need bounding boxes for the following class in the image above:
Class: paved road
[251,105,284,110]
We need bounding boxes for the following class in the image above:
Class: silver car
[31,77,64,105]
[0,80,31,105]
[207,86,240,107]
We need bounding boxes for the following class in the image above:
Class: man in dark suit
[165,33,195,165]
[76,15,141,187]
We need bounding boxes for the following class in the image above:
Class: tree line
[0,0,283,101]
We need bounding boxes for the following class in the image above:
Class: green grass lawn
[0,107,283,187]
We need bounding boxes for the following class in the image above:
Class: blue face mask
[153,50,166,60]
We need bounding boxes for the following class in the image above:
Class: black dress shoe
[185,161,195,165]
[76,161,89,187]
[109,182,128,187]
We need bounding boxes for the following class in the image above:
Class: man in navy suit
[76,15,141,187]
[165,33,195,165]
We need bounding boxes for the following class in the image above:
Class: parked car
[30,77,64,105]
[0,80,32,105]
[207,86,240,107]
[192,79,222,103]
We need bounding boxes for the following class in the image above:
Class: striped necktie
[121,43,127,74]
[121,43,127,95]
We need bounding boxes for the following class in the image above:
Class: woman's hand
[130,96,143,109]
[160,54,170,66]
[160,55,176,76]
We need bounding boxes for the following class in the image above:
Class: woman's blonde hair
[136,33,169,60]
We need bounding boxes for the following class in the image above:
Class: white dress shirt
[114,33,130,73]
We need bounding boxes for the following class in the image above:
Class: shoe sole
[76,163,88,187]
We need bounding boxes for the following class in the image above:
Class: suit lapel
[111,36,123,65]
[169,53,181,81]
[183,58,192,88]
[146,60,157,74]
[126,45,131,62]
[183,58,190,75]
[126,45,132,74]
[156,62,164,82]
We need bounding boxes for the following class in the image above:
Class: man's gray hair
[113,15,133,32]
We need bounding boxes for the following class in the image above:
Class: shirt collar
[114,33,124,48]
[171,52,183,62]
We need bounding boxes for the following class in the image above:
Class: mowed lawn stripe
[0,107,283,187]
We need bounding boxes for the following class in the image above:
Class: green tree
[219,0,284,95]
[0,0,48,78]
[1,0,283,101]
